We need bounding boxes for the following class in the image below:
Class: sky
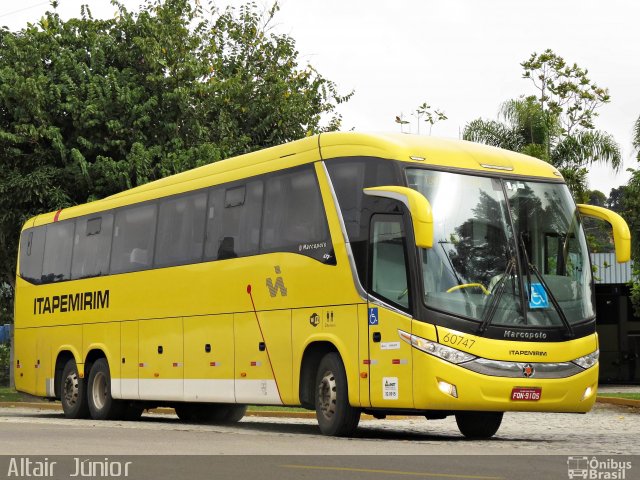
[2,0,639,196]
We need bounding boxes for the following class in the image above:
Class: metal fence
[0,324,10,387]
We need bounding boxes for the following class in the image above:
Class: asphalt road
[0,403,638,479]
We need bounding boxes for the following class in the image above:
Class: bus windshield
[406,168,594,329]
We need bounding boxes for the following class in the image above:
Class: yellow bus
[13,132,630,438]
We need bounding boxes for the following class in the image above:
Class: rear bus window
[19,226,46,284]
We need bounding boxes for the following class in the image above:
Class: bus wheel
[314,352,360,436]
[87,358,124,420]
[455,411,503,439]
[60,359,90,419]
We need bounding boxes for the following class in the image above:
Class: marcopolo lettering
[33,290,110,315]
[503,330,547,340]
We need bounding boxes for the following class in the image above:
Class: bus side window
[42,220,76,283]
[71,214,114,279]
[262,167,332,262]
[205,181,263,260]
[155,192,207,267]
[110,203,158,274]
[19,227,46,284]
[370,215,410,310]
[204,187,224,259]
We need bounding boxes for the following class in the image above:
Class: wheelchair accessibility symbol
[368,307,379,326]
[529,283,549,309]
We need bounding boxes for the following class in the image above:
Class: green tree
[0,0,350,316]
[582,190,614,253]
[463,49,621,202]
[625,116,640,316]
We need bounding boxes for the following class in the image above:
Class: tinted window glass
[19,226,45,283]
[110,204,157,273]
[262,167,332,262]
[42,221,75,283]
[371,216,410,310]
[327,157,400,282]
[205,181,263,259]
[71,214,114,279]
[155,192,207,266]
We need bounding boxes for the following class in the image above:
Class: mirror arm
[577,204,631,263]
[364,186,433,249]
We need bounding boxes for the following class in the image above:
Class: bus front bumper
[413,355,598,413]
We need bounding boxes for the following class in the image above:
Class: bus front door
[367,214,414,408]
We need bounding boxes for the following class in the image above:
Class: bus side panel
[366,308,414,408]
[234,312,282,405]
[259,310,293,404]
[357,303,371,408]
[183,314,235,403]
[83,322,121,392]
[14,328,36,395]
[291,305,361,407]
[47,325,83,394]
[138,318,184,401]
[36,329,52,397]
[119,321,139,400]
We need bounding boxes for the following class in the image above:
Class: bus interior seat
[218,236,238,259]
[129,248,149,266]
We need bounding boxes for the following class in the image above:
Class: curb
[0,402,405,420]
[596,397,640,408]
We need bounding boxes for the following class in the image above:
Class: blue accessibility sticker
[529,283,549,309]
[368,307,379,326]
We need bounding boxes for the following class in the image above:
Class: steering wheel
[446,283,490,296]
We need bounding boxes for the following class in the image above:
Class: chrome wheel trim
[317,369,337,420]
[63,372,79,407]
[91,371,107,411]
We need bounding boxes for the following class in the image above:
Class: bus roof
[25,132,563,228]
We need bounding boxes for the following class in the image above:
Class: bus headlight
[572,349,599,369]
[399,330,476,364]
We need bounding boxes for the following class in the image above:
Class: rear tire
[455,411,503,439]
[314,352,360,436]
[60,359,90,419]
[87,358,124,420]
[175,403,247,424]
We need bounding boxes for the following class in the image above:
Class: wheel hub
[91,371,107,411]
[63,373,79,406]
[317,370,337,420]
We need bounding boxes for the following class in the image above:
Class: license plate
[511,387,542,401]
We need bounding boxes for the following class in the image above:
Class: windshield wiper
[518,234,575,338]
[477,257,516,335]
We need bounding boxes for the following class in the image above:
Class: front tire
[87,358,124,420]
[314,352,360,436]
[60,359,90,419]
[455,411,503,439]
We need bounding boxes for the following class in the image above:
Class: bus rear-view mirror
[364,186,434,249]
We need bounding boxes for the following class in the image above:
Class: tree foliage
[462,50,620,202]
[0,0,350,306]
[634,114,640,162]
